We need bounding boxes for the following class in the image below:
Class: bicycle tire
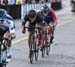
[41,31,46,58]
[34,30,40,61]
[41,38,45,58]
[35,42,39,61]
[29,37,34,64]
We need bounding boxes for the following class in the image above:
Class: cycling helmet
[42,4,49,13]
[28,9,37,19]
[0,9,7,20]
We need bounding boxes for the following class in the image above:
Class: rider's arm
[22,19,25,29]
[22,15,29,33]
[36,13,43,25]
[22,15,29,27]
[50,8,58,27]
[6,18,16,39]
[6,14,16,34]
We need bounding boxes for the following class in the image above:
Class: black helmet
[42,4,49,13]
[28,9,37,19]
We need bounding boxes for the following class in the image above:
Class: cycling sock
[6,46,12,57]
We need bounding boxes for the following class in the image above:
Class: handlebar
[24,27,42,30]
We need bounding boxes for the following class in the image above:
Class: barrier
[0,3,51,19]
[51,2,62,10]
[51,0,62,10]
[21,3,51,19]
[0,1,62,19]
[0,5,21,19]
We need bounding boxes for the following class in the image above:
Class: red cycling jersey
[50,8,57,23]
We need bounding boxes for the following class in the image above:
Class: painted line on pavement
[56,18,74,27]
[12,36,28,45]
[12,18,74,45]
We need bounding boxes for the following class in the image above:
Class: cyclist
[40,4,57,43]
[22,9,43,57]
[0,9,16,62]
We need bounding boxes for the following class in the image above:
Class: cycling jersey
[0,25,9,37]
[23,13,43,25]
[0,14,15,34]
[43,11,54,24]
[38,8,57,25]
[50,8,57,22]
[23,13,43,32]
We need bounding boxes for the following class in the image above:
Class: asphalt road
[7,2,75,67]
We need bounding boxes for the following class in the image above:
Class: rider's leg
[28,27,34,58]
[50,26,54,43]
[37,31,42,47]
[36,24,42,47]
[46,26,52,44]
[47,25,54,43]
[28,31,32,48]
[3,31,11,62]
[48,22,55,43]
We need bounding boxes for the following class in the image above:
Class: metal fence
[21,3,51,19]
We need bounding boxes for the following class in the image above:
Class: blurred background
[0,0,67,19]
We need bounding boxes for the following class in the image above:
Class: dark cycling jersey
[42,11,54,24]
[38,9,55,25]
[0,25,9,37]
[23,13,43,25]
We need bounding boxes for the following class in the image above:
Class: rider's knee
[3,31,10,39]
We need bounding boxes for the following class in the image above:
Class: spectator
[16,0,22,4]
[27,0,32,3]
[8,0,15,5]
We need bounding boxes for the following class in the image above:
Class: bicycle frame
[25,27,40,63]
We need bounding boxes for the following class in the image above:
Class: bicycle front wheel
[29,40,34,64]
[34,42,39,61]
